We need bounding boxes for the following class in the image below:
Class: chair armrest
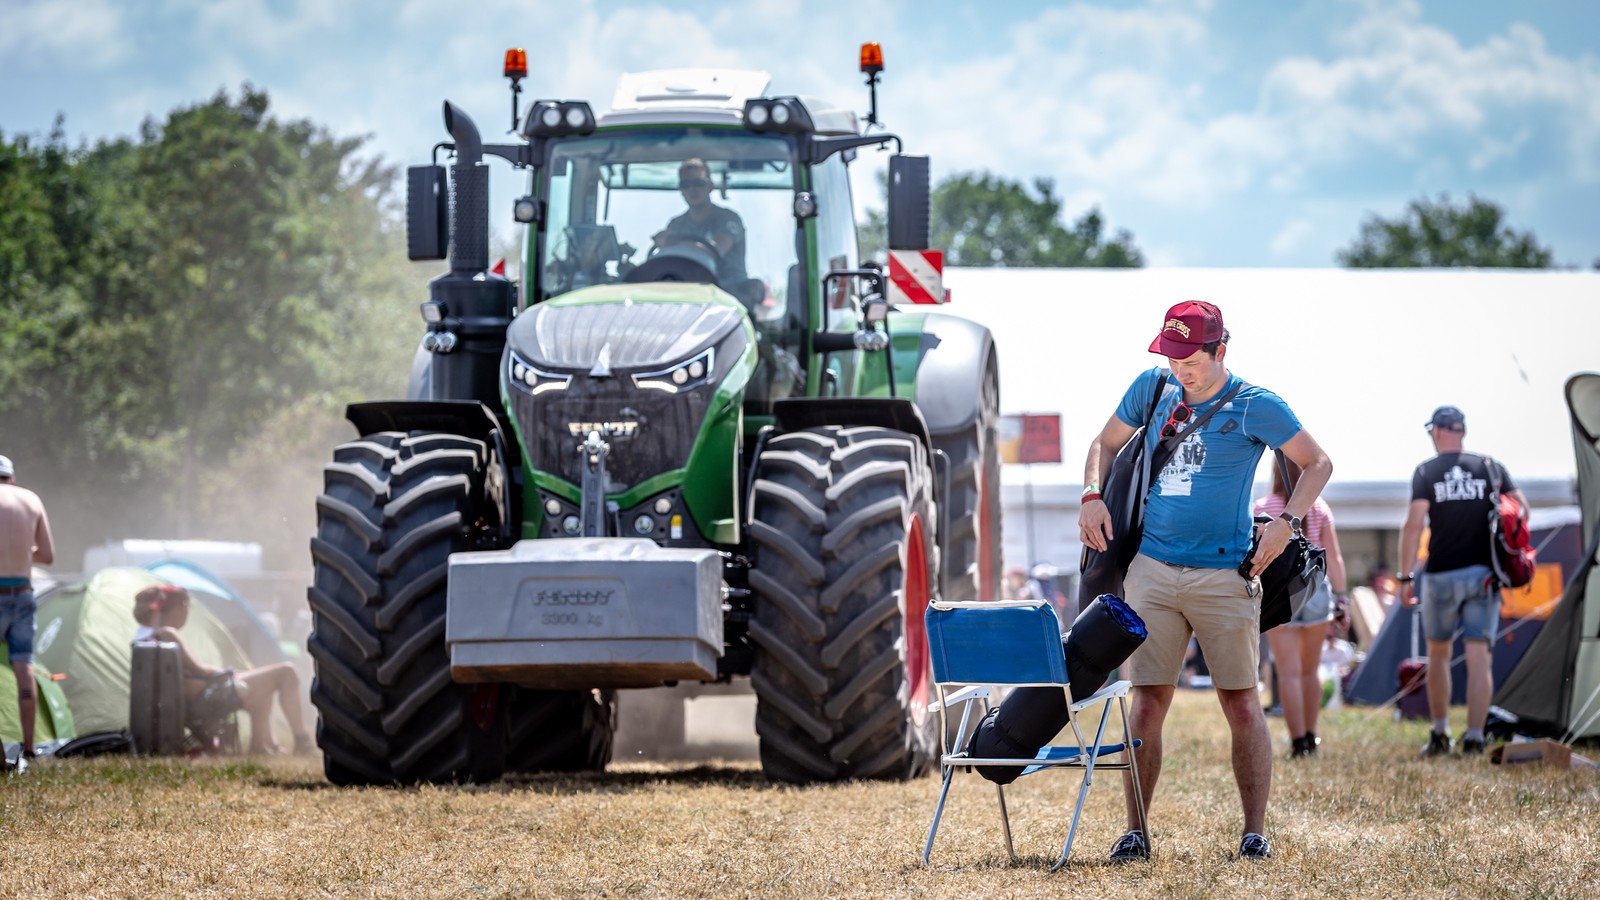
[928,684,991,712]
[1069,679,1131,713]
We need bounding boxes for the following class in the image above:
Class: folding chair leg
[922,765,957,867]
[995,784,1017,862]
[1052,702,1114,871]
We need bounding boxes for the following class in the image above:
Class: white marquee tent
[930,267,1597,570]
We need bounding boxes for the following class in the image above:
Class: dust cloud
[614,687,759,762]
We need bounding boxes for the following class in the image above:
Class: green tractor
[307,47,1002,786]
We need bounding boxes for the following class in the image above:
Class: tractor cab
[519,68,884,414]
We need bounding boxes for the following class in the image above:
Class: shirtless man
[0,455,54,770]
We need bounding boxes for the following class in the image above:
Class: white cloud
[1268,218,1312,257]
[189,0,340,54]
[0,0,130,68]
[1259,5,1600,178]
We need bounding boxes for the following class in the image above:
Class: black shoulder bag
[1247,451,1329,630]
[1080,377,1243,606]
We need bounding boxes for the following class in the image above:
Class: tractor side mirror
[407,165,449,261]
[886,154,930,251]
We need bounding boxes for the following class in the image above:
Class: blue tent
[144,559,287,666]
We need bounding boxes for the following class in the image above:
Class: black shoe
[1290,735,1310,758]
[1420,731,1452,758]
[1238,833,1272,860]
[1459,736,1485,756]
[1109,829,1149,863]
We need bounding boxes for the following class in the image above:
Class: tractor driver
[652,159,748,284]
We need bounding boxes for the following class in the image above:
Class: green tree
[860,171,1143,267]
[1337,194,1554,268]
[0,87,422,559]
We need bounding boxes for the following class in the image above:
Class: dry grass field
[4,690,1598,899]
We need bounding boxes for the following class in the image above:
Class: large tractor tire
[747,426,939,783]
[930,354,1002,604]
[506,687,615,773]
[307,431,509,786]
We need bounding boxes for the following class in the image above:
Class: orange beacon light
[859,42,884,76]
[504,48,529,81]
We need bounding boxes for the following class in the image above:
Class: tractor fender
[772,397,932,451]
[344,399,501,444]
[910,312,998,437]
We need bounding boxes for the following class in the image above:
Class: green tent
[1495,373,1600,739]
[0,648,75,752]
[33,567,254,736]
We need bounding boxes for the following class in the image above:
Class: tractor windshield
[540,130,796,314]
[539,129,806,409]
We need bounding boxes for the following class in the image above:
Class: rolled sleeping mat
[968,594,1148,784]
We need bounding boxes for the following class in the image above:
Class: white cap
[0,455,13,478]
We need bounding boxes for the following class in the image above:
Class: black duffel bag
[967,593,1148,785]
[1079,375,1167,606]
[1244,453,1328,630]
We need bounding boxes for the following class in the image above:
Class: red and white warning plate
[887,249,946,305]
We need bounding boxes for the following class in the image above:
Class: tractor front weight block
[445,538,724,689]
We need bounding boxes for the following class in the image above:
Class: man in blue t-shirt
[1078,301,1333,864]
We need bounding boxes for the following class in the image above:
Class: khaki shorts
[1125,553,1262,690]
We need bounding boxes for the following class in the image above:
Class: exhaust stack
[443,101,489,275]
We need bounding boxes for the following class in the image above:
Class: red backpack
[1485,457,1535,589]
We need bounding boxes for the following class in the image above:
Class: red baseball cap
[1149,301,1225,357]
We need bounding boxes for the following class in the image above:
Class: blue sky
[3,0,1597,267]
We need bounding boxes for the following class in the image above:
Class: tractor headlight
[509,352,571,395]
[742,97,814,134]
[632,348,714,394]
[524,100,596,137]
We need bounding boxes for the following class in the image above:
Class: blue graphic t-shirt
[1114,367,1302,568]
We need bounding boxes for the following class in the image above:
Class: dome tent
[33,567,256,737]
[0,648,75,758]
[144,558,288,667]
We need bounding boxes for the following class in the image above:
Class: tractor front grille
[510,377,712,492]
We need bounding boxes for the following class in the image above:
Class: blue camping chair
[922,599,1148,869]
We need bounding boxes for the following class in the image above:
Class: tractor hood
[507,282,748,375]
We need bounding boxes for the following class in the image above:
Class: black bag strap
[1269,449,1315,538]
[1154,379,1244,464]
[1142,373,1168,428]
[1273,450,1295,502]
[1483,454,1505,502]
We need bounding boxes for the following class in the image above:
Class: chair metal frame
[921,599,1149,870]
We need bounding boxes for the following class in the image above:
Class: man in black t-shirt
[1398,406,1526,758]
[653,159,748,284]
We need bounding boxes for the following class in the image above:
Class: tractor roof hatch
[600,68,860,136]
[603,69,772,126]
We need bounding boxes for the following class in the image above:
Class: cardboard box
[1491,739,1575,768]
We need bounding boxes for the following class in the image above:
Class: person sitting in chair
[653,158,747,284]
[133,585,313,756]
